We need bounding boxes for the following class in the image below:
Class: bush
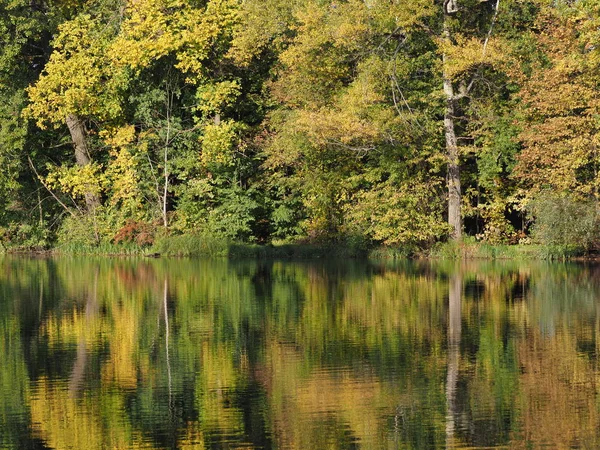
[56,214,99,249]
[113,220,156,246]
[0,222,50,251]
[152,233,230,257]
[54,212,145,254]
[528,193,600,251]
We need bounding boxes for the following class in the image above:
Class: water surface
[1,256,599,448]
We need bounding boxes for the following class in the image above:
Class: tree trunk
[66,114,100,212]
[443,19,462,240]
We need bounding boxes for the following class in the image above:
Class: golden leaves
[200,120,240,167]
[195,80,241,117]
[109,0,183,70]
[514,7,600,198]
[441,35,505,80]
[45,162,105,202]
[26,0,242,129]
[25,15,126,128]
[109,0,240,77]
[100,125,136,149]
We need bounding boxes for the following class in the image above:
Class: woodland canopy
[1,0,598,252]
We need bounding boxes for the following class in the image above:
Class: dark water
[1,256,599,449]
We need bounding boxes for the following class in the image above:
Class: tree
[513,3,600,199]
[440,0,506,239]
[25,13,127,213]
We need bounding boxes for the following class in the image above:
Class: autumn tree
[514,3,600,199]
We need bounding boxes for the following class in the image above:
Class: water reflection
[446,271,461,449]
[0,257,600,448]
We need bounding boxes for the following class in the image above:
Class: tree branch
[483,0,500,57]
[27,156,78,217]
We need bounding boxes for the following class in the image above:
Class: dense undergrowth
[1,232,592,261]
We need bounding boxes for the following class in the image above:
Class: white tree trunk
[443,18,462,240]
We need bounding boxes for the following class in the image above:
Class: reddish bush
[114,220,155,246]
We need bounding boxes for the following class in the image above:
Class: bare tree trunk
[163,134,169,228]
[443,18,462,240]
[66,114,100,212]
[161,83,176,229]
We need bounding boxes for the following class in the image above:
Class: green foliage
[55,214,99,249]
[152,233,370,258]
[429,238,585,260]
[1,0,598,256]
[152,233,230,257]
[0,222,50,251]
[345,175,449,248]
[205,185,261,241]
[528,193,600,251]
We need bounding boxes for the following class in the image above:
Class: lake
[1,256,599,449]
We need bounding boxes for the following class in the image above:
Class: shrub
[528,192,600,251]
[113,220,155,246]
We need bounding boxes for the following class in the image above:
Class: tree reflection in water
[0,257,600,448]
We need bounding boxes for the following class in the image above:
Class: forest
[0,0,598,253]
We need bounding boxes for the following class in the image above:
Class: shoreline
[1,238,598,261]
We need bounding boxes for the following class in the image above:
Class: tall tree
[513,2,600,199]
[439,0,505,239]
[25,13,127,212]
[443,1,463,240]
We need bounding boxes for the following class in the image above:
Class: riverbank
[1,234,594,260]
[429,239,588,261]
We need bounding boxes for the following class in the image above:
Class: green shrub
[0,222,50,251]
[528,193,600,252]
[55,214,100,249]
[152,234,230,257]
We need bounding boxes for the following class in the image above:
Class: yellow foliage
[45,162,105,201]
[514,10,600,197]
[110,0,239,77]
[279,55,396,149]
[175,0,239,78]
[100,125,136,149]
[441,35,504,80]
[25,15,127,128]
[105,147,145,213]
[228,0,298,65]
[328,0,371,50]
[195,80,241,116]
[109,0,185,70]
[200,120,239,166]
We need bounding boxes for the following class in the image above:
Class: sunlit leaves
[195,80,241,117]
[111,0,239,80]
[45,161,104,203]
[514,5,600,199]
[25,15,127,128]
[200,120,240,167]
[440,35,505,80]
[345,176,450,246]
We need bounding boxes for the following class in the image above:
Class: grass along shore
[1,233,595,261]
